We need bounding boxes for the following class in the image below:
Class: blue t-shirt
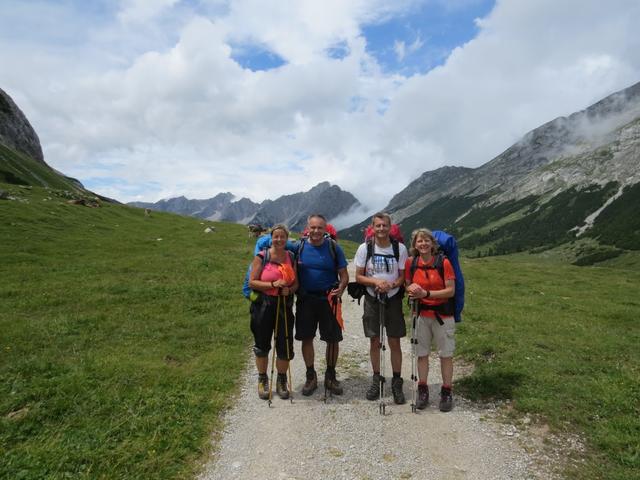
[297,239,347,292]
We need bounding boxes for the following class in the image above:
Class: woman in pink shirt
[249,224,298,401]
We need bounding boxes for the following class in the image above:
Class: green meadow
[1,185,252,479]
[1,184,639,479]
[456,255,640,479]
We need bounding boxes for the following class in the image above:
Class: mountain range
[129,181,360,232]
[341,81,640,263]
[2,81,638,264]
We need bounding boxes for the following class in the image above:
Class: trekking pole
[268,295,281,407]
[325,294,337,403]
[282,292,294,404]
[378,292,387,415]
[324,340,331,403]
[410,299,419,413]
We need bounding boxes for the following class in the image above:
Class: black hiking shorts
[295,292,343,343]
[250,295,295,360]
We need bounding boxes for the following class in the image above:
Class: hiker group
[245,212,464,413]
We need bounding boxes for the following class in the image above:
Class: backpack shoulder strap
[433,252,446,282]
[409,255,419,281]
[391,239,400,262]
[260,248,270,267]
[286,250,296,271]
[365,238,374,266]
[296,238,306,264]
[328,238,338,269]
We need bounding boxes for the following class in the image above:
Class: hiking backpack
[347,224,404,303]
[408,230,465,322]
[363,223,403,272]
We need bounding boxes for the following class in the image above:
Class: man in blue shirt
[296,214,349,396]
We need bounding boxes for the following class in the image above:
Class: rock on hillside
[0,87,44,164]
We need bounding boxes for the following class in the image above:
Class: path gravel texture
[198,263,555,480]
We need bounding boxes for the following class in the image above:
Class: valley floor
[197,263,565,480]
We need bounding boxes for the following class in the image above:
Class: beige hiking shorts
[415,315,456,358]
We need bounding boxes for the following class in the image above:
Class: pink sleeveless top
[259,251,295,296]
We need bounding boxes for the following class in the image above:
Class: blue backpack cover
[242,234,298,299]
[432,230,465,322]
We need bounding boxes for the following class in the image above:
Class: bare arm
[330,267,349,297]
[248,256,272,292]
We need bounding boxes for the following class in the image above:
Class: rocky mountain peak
[0,87,44,164]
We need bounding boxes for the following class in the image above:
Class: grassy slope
[457,256,640,480]
[2,184,639,479]
[0,144,83,191]
[0,184,252,479]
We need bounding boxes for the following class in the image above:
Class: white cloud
[0,0,639,219]
[394,40,406,62]
[117,0,180,24]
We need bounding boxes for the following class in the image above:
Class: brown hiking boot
[258,374,269,400]
[391,377,406,405]
[302,371,318,396]
[366,374,384,400]
[276,373,289,399]
[439,386,453,412]
[324,372,343,395]
[416,384,429,410]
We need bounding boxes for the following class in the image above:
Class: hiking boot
[258,374,269,400]
[439,386,454,412]
[302,371,318,396]
[276,373,289,400]
[416,384,429,410]
[391,377,406,405]
[324,372,343,395]
[366,374,384,401]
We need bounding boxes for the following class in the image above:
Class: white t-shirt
[354,240,408,298]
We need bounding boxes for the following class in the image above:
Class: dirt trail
[198,263,553,480]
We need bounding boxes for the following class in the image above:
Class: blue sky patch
[230,43,287,71]
[362,0,495,75]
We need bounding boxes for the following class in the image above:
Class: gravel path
[198,263,550,480]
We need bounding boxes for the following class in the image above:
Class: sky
[1,0,639,214]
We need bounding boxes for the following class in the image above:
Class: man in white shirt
[354,212,408,405]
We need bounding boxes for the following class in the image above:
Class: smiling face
[372,216,390,241]
[271,227,288,249]
[414,233,433,255]
[307,216,326,245]
[410,229,437,257]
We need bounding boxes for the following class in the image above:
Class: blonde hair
[409,228,439,257]
[270,224,290,238]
